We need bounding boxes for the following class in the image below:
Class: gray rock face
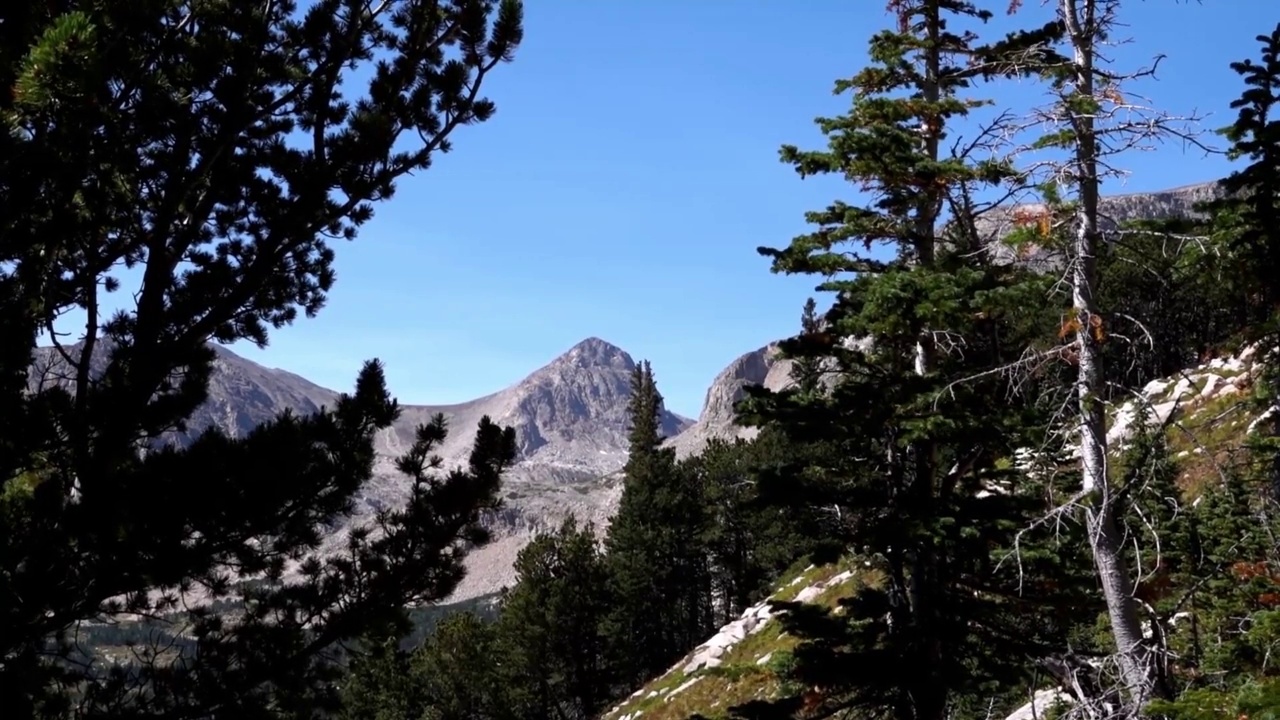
[977,181,1224,267]
[665,344,795,459]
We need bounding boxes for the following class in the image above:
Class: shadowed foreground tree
[604,361,711,688]
[0,0,522,716]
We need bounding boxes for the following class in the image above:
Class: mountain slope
[27,342,339,444]
[26,336,691,601]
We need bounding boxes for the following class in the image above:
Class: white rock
[682,656,708,674]
[668,677,703,699]
[1005,689,1072,720]
[793,586,823,603]
[1142,378,1170,397]
[1152,400,1179,424]
[706,632,735,649]
[1248,406,1277,435]
[1200,374,1222,398]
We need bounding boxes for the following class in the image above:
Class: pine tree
[603,361,711,687]
[1022,0,1204,709]
[413,612,508,720]
[340,611,508,720]
[792,298,826,395]
[1087,208,1248,399]
[496,517,613,720]
[340,637,427,720]
[0,1,522,715]
[687,435,818,626]
[1205,23,1280,330]
[734,3,1089,718]
[1111,407,1196,692]
[1201,23,1280,501]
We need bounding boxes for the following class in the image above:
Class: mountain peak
[550,337,636,372]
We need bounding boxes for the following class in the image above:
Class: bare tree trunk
[1060,0,1156,713]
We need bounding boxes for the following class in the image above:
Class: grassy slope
[602,560,863,720]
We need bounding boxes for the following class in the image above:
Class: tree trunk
[1060,0,1157,713]
[908,4,946,720]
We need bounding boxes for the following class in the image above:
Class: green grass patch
[603,560,868,720]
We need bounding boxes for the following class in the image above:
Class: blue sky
[161,3,1280,417]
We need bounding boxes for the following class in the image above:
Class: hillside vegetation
[602,345,1273,719]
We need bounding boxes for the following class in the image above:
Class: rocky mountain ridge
[27,336,695,601]
[664,343,793,459]
[978,180,1224,266]
[27,179,1225,601]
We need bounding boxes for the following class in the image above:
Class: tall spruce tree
[735,3,1090,719]
[603,361,711,688]
[0,1,522,716]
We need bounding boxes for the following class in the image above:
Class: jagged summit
[488,337,686,463]
[540,337,636,373]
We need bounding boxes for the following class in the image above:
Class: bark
[1060,0,1157,713]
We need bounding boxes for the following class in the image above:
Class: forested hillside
[6,2,1280,720]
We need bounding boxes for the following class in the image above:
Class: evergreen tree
[495,517,613,720]
[1146,464,1280,716]
[1095,224,1247,396]
[1201,23,1280,500]
[735,2,1090,718]
[343,611,508,720]
[1204,23,1280,331]
[686,435,817,626]
[1110,407,1196,696]
[1022,0,1198,708]
[792,298,826,395]
[0,1,523,715]
[414,613,507,720]
[604,361,711,687]
[340,638,426,720]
